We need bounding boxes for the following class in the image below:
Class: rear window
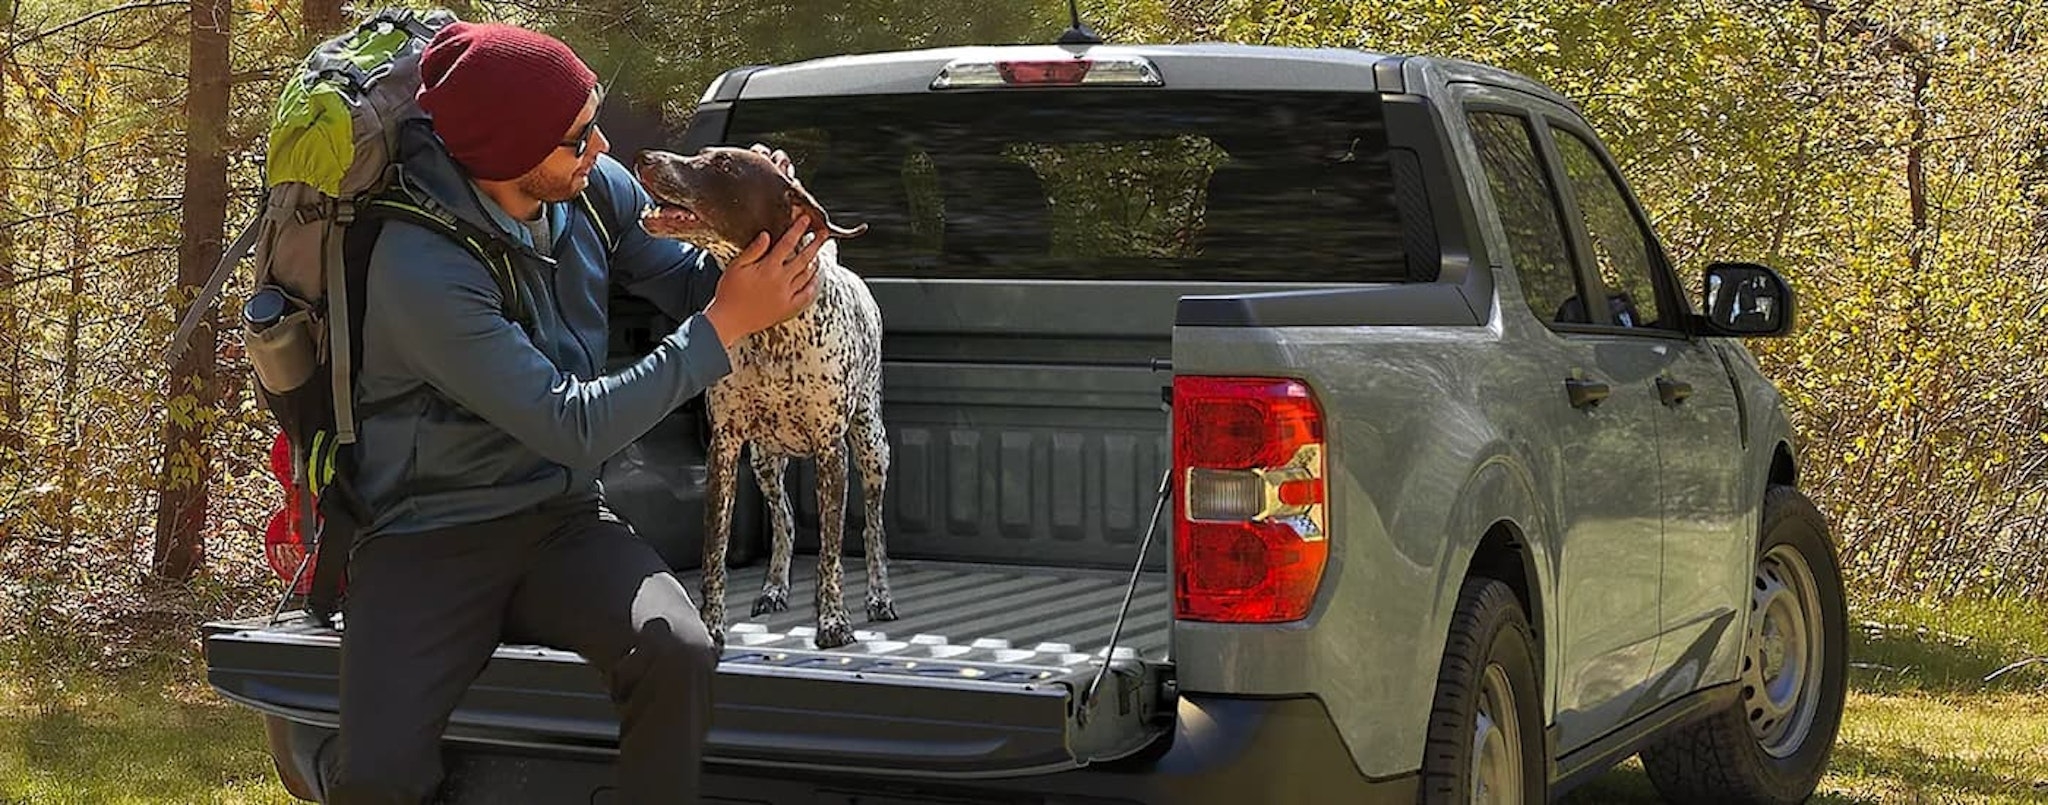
[721,89,1435,283]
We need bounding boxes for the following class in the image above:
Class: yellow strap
[307,430,328,496]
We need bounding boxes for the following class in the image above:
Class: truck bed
[688,558,1170,663]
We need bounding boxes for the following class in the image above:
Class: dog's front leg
[748,449,793,616]
[701,427,745,648]
[812,444,856,649]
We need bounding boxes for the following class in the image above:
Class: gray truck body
[206,41,1805,803]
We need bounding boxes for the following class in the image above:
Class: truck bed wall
[606,279,1254,574]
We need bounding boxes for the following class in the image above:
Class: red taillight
[1172,377,1329,623]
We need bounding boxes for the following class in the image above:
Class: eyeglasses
[560,120,600,158]
[559,84,606,158]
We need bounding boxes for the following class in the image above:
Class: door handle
[1657,377,1694,406]
[1565,378,1610,409]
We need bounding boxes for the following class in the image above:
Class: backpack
[164,8,621,627]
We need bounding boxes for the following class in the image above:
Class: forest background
[2,1,2046,801]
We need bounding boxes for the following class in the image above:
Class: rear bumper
[260,694,1416,804]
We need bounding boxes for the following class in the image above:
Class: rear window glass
[720,90,1433,283]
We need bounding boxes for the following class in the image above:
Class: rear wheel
[1641,484,1847,804]
[1419,577,1547,804]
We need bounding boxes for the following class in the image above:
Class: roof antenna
[1058,0,1104,45]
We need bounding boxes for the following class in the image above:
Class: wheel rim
[1471,662,1523,805]
[1743,543,1825,758]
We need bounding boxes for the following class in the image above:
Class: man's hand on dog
[703,214,825,348]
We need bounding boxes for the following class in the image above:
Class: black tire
[1419,577,1548,804]
[1641,484,1848,804]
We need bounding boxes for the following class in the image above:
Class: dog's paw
[866,595,898,622]
[811,618,851,647]
[700,604,727,647]
[751,587,789,616]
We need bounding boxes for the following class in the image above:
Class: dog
[631,145,896,650]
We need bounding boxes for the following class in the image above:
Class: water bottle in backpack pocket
[241,284,320,395]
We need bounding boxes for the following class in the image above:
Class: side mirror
[1698,262,1794,337]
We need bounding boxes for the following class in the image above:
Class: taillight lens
[1172,377,1329,623]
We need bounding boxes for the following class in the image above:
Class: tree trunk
[301,0,345,47]
[153,0,230,581]
[59,177,82,547]
[1906,62,1930,275]
[0,0,21,466]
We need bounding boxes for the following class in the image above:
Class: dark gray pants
[324,497,716,804]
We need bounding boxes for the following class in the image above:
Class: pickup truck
[205,38,1849,805]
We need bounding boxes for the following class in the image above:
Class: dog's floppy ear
[787,179,868,240]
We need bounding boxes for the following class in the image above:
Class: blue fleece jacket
[350,128,730,538]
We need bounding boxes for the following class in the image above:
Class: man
[325,21,821,804]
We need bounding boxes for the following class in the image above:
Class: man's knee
[639,612,719,677]
[630,573,719,670]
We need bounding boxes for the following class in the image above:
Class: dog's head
[631,146,866,259]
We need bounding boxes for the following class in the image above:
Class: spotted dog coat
[631,146,895,650]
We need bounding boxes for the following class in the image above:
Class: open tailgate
[204,562,1175,776]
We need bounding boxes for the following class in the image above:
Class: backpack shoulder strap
[356,196,534,329]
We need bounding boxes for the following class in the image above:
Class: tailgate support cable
[1080,466,1174,724]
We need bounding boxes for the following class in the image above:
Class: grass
[0,597,2043,803]
[1563,595,2048,804]
[0,663,296,805]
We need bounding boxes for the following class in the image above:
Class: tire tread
[1640,484,1846,805]
[1419,577,1542,802]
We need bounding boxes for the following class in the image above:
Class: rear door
[1457,91,1667,754]
[1538,117,1751,698]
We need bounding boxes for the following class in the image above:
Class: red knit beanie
[416,22,597,181]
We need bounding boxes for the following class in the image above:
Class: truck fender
[1431,450,1557,721]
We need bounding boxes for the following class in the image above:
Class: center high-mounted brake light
[1172,376,1330,623]
[930,55,1163,89]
